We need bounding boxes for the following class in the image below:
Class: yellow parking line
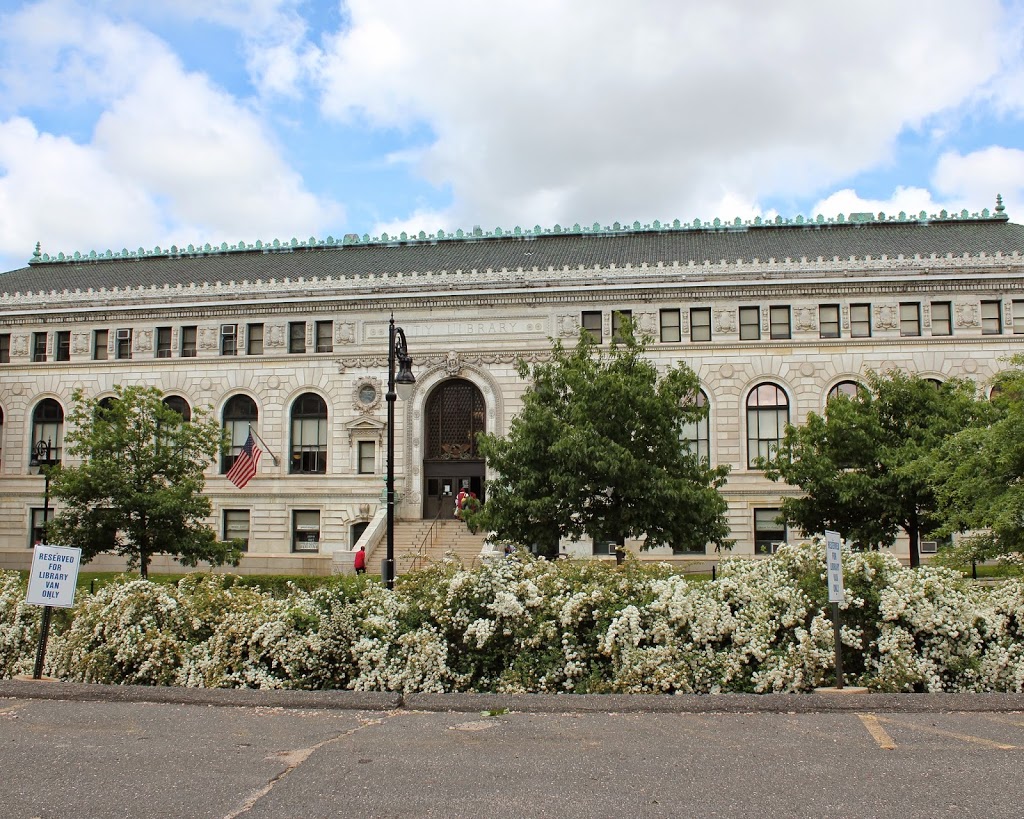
[876,716,1017,750]
[857,713,897,750]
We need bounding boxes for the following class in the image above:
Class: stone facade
[1,206,1023,572]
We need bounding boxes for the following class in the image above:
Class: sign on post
[26,544,82,608]
[825,530,845,604]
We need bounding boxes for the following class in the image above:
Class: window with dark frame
[679,389,710,463]
[357,440,376,474]
[611,310,632,343]
[156,327,172,358]
[754,508,787,555]
[32,332,47,362]
[246,323,264,355]
[746,383,788,468]
[30,507,54,547]
[220,324,238,356]
[659,309,681,343]
[1013,300,1024,334]
[31,398,64,464]
[315,320,333,353]
[293,510,321,552]
[181,326,197,357]
[982,300,1002,335]
[931,302,952,336]
[900,302,921,336]
[223,509,250,551]
[55,331,71,362]
[0,333,9,363]
[289,322,307,353]
[769,306,791,340]
[93,329,109,360]
[222,395,258,473]
[850,304,871,338]
[739,306,760,340]
[581,311,602,342]
[115,328,132,360]
[819,304,840,339]
[290,393,328,474]
[690,308,712,342]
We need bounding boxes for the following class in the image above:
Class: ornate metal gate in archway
[422,378,486,519]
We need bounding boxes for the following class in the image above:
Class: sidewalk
[5,677,1024,714]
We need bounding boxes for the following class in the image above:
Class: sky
[1,0,1023,274]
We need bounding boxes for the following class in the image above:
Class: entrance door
[422,378,487,519]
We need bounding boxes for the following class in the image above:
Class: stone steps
[391,519,489,573]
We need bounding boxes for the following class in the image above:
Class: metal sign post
[25,544,82,679]
[825,530,845,689]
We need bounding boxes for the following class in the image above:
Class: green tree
[762,370,984,567]
[48,385,239,578]
[932,359,1024,561]
[472,320,730,557]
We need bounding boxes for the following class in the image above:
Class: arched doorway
[422,378,487,519]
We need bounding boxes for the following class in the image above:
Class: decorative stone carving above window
[444,351,462,376]
[199,326,219,350]
[635,311,657,335]
[353,376,382,413]
[71,332,89,355]
[135,329,152,352]
[955,302,979,327]
[345,415,386,444]
[11,334,27,357]
[714,309,736,334]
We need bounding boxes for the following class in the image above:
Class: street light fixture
[385,314,416,589]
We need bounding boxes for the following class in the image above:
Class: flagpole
[248,427,279,465]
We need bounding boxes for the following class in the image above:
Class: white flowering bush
[3,542,1024,693]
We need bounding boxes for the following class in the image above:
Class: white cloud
[933,146,1024,218]
[811,187,952,221]
[315,0,1007,230]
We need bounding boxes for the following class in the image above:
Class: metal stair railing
[407,507,446,573]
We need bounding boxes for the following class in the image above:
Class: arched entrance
[422,378,487,519]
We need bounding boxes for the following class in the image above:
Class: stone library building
[0,198,1021,575]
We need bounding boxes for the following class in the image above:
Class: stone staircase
[391,518,490,574]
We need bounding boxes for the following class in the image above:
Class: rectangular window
[753,509,787,556]
[55,331,71,362]
[315,320,333,353]
[220,324,238,356]
[293,510,320,553]
[900,302,921,336]
[690,308,712,342]
[0,333,9,364]
[181,326,197,357]
[223,509,250,552]
[611,310,632,343]
[850,303,871,338]
[289,321,307,353]
[247,323,264,355]
[93,329,109,360]
[30,507,54,547]
[581,311,602,342]
[819,304,840,339]
[115,328,133,360]
[931,301,952,336]
[769,306,791,340]
[1013,300,1024,334]
[659,309,681,343]
[156,327,172,358]
[739,306,760,340]
[982,300,1002,335]
[357,441,376,474]
[32,332,47,362]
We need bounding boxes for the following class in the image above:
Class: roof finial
[995,193,1005,214]
[29,241,42,264]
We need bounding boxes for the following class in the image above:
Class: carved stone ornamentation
[11,334,28,357]
[135,329,153,352]
[794,306,816,332]
[199,326,219,350]
[714,309,736,334]
[955,302,979,328]
[635,311,657,336]
[335,322,355,344]
[353,375,383,413]
[444,351,462,376]
[71,332,89,355]
[556,313,580,337]
[875,305,898,331]
[266,324,286,348]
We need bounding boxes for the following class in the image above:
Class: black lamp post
[29,438,55,680]
[385,315,416,590]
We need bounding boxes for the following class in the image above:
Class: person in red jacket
[353,545,366,575]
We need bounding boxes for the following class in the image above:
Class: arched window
[747,383,788,468]
[162,395,192,422]
[0,406,4,465]
[680,389,710,463]
[223,395,258,473]
[290,393,327,474]
[425,379,486,460]
[31,399,64,465]
[826,380,863,403]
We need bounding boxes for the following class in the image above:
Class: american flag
[226,432,262,489]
